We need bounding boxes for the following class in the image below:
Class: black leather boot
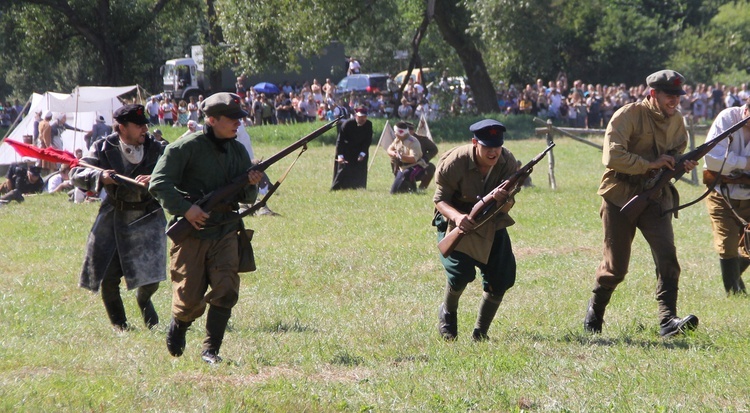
[583,285,613,333]
[136,284,159,329]
[657,277,698,337]
[719,258,745,296]
[202,306,231,364]
[102,298,128,332]
[166,317,192,357]
[660,315,699,337]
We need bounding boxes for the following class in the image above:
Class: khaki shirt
[434,144,517,263]
[388,135,427,171]
[598,96,688,209]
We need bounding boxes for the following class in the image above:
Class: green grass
[1,122,749,412]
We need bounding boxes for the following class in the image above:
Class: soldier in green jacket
[150,93,263,364]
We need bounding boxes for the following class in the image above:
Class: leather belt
[612,171,647,185]
[107,198,157,211]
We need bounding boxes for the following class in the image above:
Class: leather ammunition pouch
[237,222,256,273]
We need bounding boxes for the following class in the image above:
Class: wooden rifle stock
[165,117,340,244]
[620,115,750,222]
[437,143,555,257]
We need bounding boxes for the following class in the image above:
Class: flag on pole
[368,120,396,171]
[416,114,434,141]
[4,139,79,166]
[5,139,146,188]
[377,120,396,150]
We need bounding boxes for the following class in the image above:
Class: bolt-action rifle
[620,115,750,222]
[165,117,341,244]
[437,143,554,258]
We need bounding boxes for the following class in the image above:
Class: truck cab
[162,57,203,100]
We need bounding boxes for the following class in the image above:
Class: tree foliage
[668,1,750,85]
[0,0,204,99]
[1,0,749,112]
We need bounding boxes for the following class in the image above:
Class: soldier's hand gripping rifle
[437,143,555,258]
[166,117,341,244]
[620,114,750,222]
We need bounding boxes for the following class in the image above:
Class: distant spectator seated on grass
[46,164,74,195]
[152,129,169,147]
[0,163,45,204]
[178,121,203,140]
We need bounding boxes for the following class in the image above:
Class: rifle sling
[206,145,307,227]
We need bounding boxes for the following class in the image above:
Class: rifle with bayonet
[620,114,750,222]
[166,116,341,244]
[437,143,555,258]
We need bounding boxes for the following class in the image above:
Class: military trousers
[169,230,240,322]
[438,228,516,296]
[595,199,681,321]
[705,191,750,259]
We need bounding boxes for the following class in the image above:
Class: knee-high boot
[657,277,698,337]
[473,291,504,341]
[583,284,614,333]
[202,305,232,364]
[438,283,465,340]
[102,297,128,331]
[136,283,159,329]
[737,257,749,294]
[720,258,745,296]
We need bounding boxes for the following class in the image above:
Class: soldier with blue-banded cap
[432,119,519,341]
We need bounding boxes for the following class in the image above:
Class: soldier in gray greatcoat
[71,104,167,331]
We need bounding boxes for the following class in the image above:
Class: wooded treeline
[1,0,748,113]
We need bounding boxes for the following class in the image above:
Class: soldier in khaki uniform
[583,70,699,337]
[433,119,518,341]
[387,121,428,194]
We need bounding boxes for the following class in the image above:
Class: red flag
[4,139,148,188]
[5,139,79,167]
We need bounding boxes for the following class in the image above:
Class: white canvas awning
[0,85,137,164]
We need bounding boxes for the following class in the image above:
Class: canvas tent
[0,85,137,165]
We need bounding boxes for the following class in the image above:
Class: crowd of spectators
[229,73,475,127]
[3,73,745,137]
[497,75,748,129]
[143,95,199,128]
[1,100,25,128]
[227,71,749,130]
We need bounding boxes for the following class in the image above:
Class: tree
[0,0,205,98]
[468,0,567,85]
[668,1,750,85]
[433,0,499,113]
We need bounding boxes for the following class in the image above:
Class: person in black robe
[331,106,373,190]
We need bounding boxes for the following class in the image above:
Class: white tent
[0,85,137,165]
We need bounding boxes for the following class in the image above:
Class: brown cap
[200,92,248,119]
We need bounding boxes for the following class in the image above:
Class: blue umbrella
[253,82,280,94]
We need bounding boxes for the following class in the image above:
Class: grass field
[1,119,749,412]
